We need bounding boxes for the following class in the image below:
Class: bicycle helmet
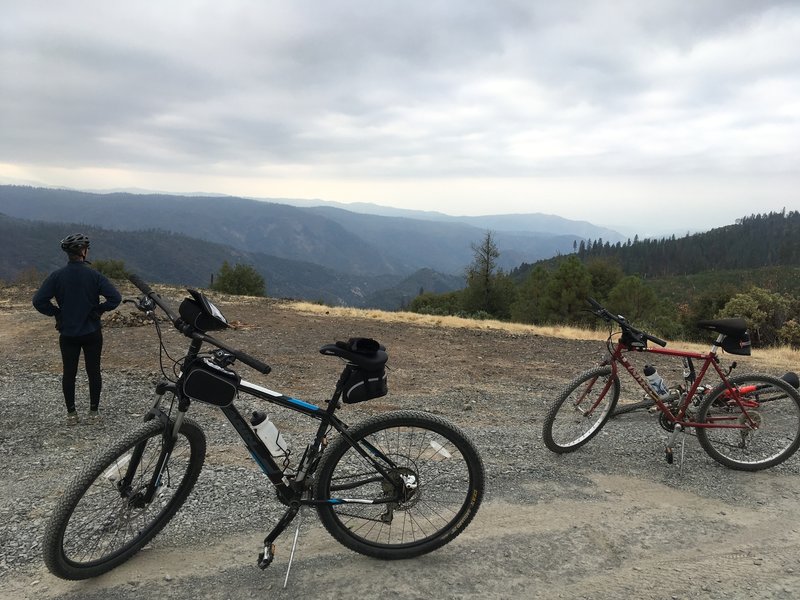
[60,233,91,254]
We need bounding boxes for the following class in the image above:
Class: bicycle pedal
[257,543,276,570]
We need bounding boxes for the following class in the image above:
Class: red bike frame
[606,342,760,430]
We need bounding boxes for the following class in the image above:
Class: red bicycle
[542,298,800,471]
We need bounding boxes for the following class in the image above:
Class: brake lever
[212,349,237,368]
[124,296,156,312]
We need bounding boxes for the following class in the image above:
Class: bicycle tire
[695,373,800,471]
[542,366,620,453]
[43,418,206,579]
[314,410,484,560]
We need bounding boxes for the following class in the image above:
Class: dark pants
[59,329,104,412]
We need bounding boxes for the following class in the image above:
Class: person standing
[33,234,122,425]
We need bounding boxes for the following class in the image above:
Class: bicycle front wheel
[315,410,484,560]
[43,418,206,579]
[542,366,620,453]
[696,373,800,471]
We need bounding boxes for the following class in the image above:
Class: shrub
[211,262,266,297]
[93,259,129,280]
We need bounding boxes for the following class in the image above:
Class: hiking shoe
[66,412,79,426]
[88,410,100,424]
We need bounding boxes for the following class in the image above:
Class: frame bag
[183,358,240,406]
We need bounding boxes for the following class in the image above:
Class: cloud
[1,1,798,231]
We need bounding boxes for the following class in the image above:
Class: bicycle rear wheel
[696,373,800,471]
[542,366,620,453]
[43,418,206,579]
[315,410,484,560]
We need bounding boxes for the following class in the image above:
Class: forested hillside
[519,210,800,279]
[410,212,800,347]
[0,213,415,307]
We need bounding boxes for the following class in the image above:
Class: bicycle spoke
[697,375,800,470]
[543,366,619,453]
[316,412,482,555]
[45,420,205,579]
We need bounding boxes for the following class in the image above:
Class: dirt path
[2,285,800,599]
[5,471,800,600]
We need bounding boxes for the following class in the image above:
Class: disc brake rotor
[379,466,420,523]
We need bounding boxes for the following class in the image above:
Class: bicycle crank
[665,424,684,464]
[257,543,276,569]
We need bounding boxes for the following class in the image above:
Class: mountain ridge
[0,185,623,308]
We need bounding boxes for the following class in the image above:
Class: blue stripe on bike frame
[326,499,344,504]
[286,397,321,412]
[248,450,271,474]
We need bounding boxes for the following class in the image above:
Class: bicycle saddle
[319,338,388,370]
[696,318,748,338]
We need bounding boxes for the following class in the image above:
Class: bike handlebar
[127,274,272,374]
[129,274,180,322]
[587,297,667,347]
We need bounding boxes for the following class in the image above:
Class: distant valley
[0,185,622,308]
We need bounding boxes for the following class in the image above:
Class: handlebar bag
[343,367,388,404]
[179,290,229,332]
[183,358,240,406]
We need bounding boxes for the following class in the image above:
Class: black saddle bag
[342,366,388,404]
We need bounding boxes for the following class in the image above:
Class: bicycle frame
[539,297,800,471]
[142,333,403,494]
[131,337,407,568]
[604,341,759,431]
[219,379,402,503]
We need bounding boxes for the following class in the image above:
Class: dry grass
[287,301,609,341]
[288,300,799,373]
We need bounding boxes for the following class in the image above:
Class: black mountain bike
[43,275,484,580]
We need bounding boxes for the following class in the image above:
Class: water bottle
[250,411,289,461]
[643,365,669,399]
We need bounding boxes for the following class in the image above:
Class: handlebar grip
[128,273,155,296]
[587,297,603,311]
[646,333,668,347]
[234,351,272,375]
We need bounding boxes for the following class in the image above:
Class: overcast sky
[1,1,798,234]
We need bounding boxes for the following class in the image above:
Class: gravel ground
[2,285,800,600]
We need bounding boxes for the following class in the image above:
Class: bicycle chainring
[659,411,676,432]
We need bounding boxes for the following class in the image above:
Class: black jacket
[33,261,121,337]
